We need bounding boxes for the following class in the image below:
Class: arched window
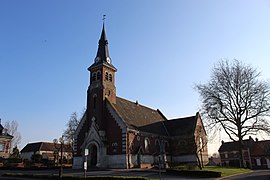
[109,74,112,82]
[105,72,109,81]
[92,72,97,81]
[199,137,203,151]
[155,139,160,152]
[164,141,169,153]
[144,137,150,152]
[97,71,101,80]
[93,94,97,109]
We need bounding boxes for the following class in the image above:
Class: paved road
[0,168,216,180]
[222,170,270,180]
[2,168,270,180]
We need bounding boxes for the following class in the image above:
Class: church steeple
[96,24,110,63]
[87,19,117,107]
[89,22,116,71]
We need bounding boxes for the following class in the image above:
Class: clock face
[106,57,111,64]
[95,57,100,62]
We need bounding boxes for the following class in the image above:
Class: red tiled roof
[21,142,72,153]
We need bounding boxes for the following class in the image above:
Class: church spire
[92,15,112,66]
[96,23,110,60]
[89,16,116,72]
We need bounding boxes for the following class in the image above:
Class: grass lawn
[202,166,253,177]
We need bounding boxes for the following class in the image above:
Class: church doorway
[89,144,97,167]
[137,153,141,168]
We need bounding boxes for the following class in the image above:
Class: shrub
[31,154,42,163]
[166,169,221,178]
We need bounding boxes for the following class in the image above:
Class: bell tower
[87,22,117,130]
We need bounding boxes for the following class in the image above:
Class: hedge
[2,173,148,180]
[166,169,221,178]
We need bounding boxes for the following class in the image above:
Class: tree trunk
[238,139,243,168]
[196,152,202,170]
[238,132,246,168]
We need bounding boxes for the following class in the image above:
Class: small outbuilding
[0,122,13,158]
[20,142,72,164]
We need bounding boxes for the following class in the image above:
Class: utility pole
[59,136,64,178]
[84,148,88,178]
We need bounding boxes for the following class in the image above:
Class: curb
[215,171,254,180]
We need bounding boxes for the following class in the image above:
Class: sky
[1,0,270,154]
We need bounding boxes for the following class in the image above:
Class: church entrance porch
[88,144,98,167]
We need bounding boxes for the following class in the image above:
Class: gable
[165,115,197,136]
[110,97,166,128]
[194,113,207,137]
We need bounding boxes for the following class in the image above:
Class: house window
[155,139,160,152]
[199,137,203,151]
[225,153,228,158]
[164,141,169,153]
[93,94,97,109]
[144,138,150,152]
[256,158,261,166]
[0,143,5,151]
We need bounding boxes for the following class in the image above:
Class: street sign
[84,161,87,170]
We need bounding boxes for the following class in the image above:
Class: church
[73,23,208,169]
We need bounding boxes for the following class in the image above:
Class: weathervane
[103,15,106,23]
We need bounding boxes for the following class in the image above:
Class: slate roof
[21,142,72,153]
[138,121,168,136]
[250,140,270,156]
[0,123,13,139]
[89,24,116,71]
[138,115,198,136]
[111,97,166,128]
[218,139,253,152]
[164,115,197,136]
[108,97,200,137]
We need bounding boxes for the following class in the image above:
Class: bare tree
[195,59,270,168]
[4,120,21,149]
[63,112,81,148]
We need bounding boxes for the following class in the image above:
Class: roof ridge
[116,96,159,112]
[39,142,44,151]
[169,115,196,121]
